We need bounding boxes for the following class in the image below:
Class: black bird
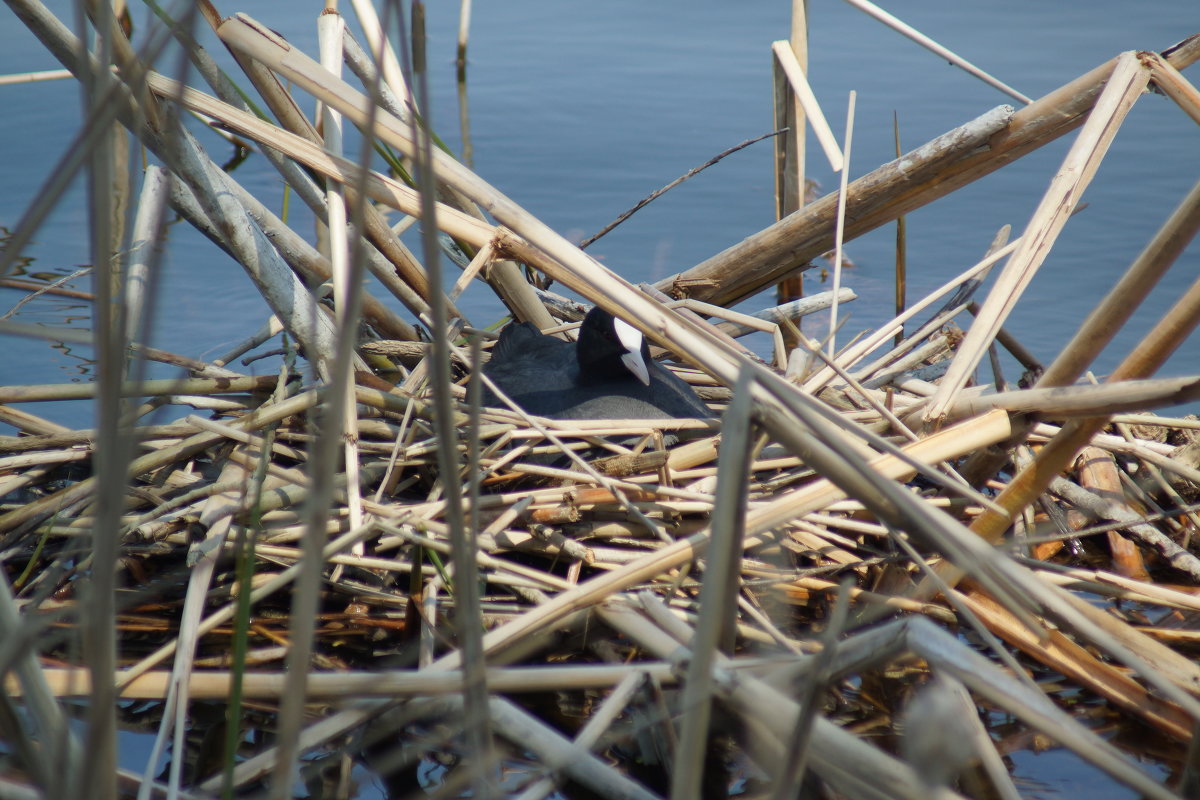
[482,307,712,420]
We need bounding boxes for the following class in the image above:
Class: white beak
[613,317,651,386]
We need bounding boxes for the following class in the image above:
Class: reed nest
[2,4,1200,800]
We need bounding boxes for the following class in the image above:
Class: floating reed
[1,4,1200,800]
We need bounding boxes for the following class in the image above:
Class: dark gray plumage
[482,307,712,420]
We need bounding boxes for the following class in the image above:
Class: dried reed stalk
[924,52,1152,425]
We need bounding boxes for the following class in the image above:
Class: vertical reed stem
[893,113,906,345]
[671,367,755,800]
[828,90,855,357]
[408,2,495,795]
[81,5,126,796]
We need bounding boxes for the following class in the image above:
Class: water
[0,2,1196,796]
[2,2,1197,428]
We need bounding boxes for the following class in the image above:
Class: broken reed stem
[893,112,906,345]
[924,51,1152,425]
[1038,173,1200,388]
[802,238,1018,393]
[964,181,1200,550]
[771,39,843,172]
[20,662,692,700]
[0,376,280,403]
[672,367,755,799]
[827,90,855,358]
[839,0,1032,104]
[660,38,1200,307]
[409,3,497,793]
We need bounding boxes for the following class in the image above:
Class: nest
[3,4,1200,799]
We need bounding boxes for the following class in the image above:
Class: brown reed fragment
[1075,446,1151,580]
[1049,475,1200,581]
[589,449,670,477]
[960,590,1192,741]
[0,275,93,304]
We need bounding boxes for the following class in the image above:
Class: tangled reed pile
[2,3,1200,798]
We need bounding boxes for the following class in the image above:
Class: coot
[482,307,711,420]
